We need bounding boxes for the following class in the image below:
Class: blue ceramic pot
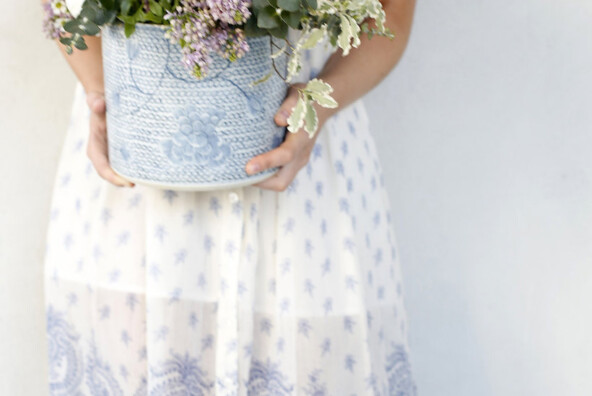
[101,22,288,190]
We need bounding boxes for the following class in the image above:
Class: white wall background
[1,1,591,395]
[364,1,592,395]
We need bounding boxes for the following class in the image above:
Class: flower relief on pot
[161,105,231,167]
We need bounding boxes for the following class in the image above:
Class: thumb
[274,84,302,127]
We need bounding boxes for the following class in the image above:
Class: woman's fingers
[245,126,313,176]
[86,112,134,188]
[87,134,134,187]
[246,143,295,176]
[85,90,134,188]
[245,84,305,176]
[273,84,302,127]
[252,156,299,192]
[248,129,315,192]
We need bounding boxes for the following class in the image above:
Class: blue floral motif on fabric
[245,357,294,395]
[385,342,418,396]
[148,349,215,395]
[161,105,232,167]
[85,330,124,395]
[46,305,85,396]
[301,369,327,395]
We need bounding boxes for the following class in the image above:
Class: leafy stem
[287,78,338,138]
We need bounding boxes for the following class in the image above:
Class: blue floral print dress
[43,33,418,396]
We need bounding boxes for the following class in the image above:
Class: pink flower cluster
[164,0,252,78]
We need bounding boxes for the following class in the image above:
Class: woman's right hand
[85,91,135,188]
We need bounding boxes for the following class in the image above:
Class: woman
[43,0,418,394]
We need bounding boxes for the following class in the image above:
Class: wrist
[84,88,106,114]
[83,86,105,97]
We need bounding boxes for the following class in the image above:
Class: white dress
[43,36,418,396]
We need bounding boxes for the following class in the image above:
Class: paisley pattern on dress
[85,330,125,396]
[148,350,216,395]
[46,305,140,395]
[46,305,85,396]
[385,343,417,396]
[244,357,294,395]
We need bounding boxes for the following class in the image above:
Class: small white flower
[51,1,67,14]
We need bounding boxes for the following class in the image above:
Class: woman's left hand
[245,83,331,192]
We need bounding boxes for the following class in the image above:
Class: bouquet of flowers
[42,0,393,138]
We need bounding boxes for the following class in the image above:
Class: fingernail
[247,163,260,174]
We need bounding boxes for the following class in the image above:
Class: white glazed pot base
[112,166,280,191]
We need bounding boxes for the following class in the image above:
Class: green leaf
[82,22,101,35]
[287,93,306,133]
[282,10,302,29]
[305,78,333,95]
[301,27,325,49]
[63,19,81,34]
[304,0,317,9]
[149,0,163,16]
[304,99,318,136]
[338,14,353,53]
[93,9,117,25]
[73,38,88,50]
[142,12,161,23]
[257,6,280,29]
[121,0,134,15]
[124,22,136,37]
[269,23,289,39]
[252,0,269,13]
[244,16,268,37]
[310,92,337,108]
[278,0,300,12]
[79,2,98,21]
[303,78,338,109]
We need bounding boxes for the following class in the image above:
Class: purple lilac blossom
[164,0,252,78]
[42,0,74,39]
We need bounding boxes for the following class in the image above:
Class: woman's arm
[317,0,417,118]
[53,34,105,95]
[43,0,134,187]
[54,35,106,95]
[248,0,417,191]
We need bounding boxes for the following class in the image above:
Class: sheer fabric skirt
[44,42,418,395]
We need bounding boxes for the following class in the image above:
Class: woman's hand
[245,83,332,192]
[85,91,135,188]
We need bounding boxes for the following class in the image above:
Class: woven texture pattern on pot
[102,22,288,189]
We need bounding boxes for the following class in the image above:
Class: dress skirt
[43,39,418,396]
